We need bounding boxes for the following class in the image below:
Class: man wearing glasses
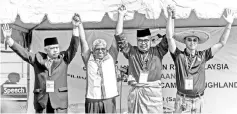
[114,5,170,113]
[166,6,234,113]
[78,16,119,113]
[1,14,81,113]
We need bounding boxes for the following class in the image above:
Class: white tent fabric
[1,0,237,113]
[0,0,237,24]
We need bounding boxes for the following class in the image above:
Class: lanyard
[95,60,103,76]
[185,55,196,78]
[141,52,149,71]
[95,60,106,99]
[185,55,197,71]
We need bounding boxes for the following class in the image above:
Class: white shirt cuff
[6,38,14,47]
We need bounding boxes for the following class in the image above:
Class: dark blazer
[10,35,79,110]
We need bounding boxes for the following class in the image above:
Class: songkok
[44,37,59,47]
[137,28,151,37]
[92,39,107,50]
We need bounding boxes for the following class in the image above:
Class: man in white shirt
[77,15,120,113]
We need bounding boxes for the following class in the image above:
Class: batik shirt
[115,34,168,82]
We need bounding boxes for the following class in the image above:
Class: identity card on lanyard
[139,71,149,83]
[94,77,101,87]
[184,77,193,90]
[184,56,196,90]
[139,53,149,83]
[46,80,55,92]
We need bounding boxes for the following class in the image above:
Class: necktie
[45,59,53,76]
[46,59,53,69]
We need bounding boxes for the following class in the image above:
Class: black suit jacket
[10,35,79,110]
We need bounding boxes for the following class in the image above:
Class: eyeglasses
[94,48,106,52]
[186,38,198,43]
[138,39,150,43]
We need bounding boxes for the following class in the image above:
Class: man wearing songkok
[166,6,234,113]
[1,13,81,113]
[78,15,120,113]
[114,5,171,113]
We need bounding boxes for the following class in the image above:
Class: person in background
[3,72,20,84]
[1,13,81,113]
[1,72,20,95]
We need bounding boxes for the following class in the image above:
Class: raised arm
[115,5,127,35]
[64,14,81,64]
[166,5,176,54]
[109,5,128,60]
[109,36,119,60]
[211,9,234,56]
[115,5,133,58]
[77,15,90,64]
[2,24,36,65]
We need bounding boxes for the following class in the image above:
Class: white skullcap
[92,39,107,50]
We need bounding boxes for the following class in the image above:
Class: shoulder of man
[197,49,207,56]
[34,52,47,65]
[59,51,66,58]
[133,46,140,51]
[36,52,47,59]
[170,48,185,58]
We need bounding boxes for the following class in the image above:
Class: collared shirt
[46,56,61,77]
[85,45,119,99]
[115,34,168,82]
[45,56,53,75]
[170,48,213,95]
[47,56,53,62]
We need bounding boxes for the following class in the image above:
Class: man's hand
[116,33,126,43]
[167,5,176,19]
[128,80,137,86]
[1,24,14,48]
[1,24,12,39]
[211,9,234,56]
[72,13,82,27]
[118,5,127,16]
[223,9,234,25]
[115,34,127,51]
[119,65,128,81]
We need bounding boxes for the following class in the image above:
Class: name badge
[94,78,101,87]
[46,80,54,92]
[184,78,193,90]
[139,72,148,83]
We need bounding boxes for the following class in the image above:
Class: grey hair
[92,39,107,50]
[44,46,49,51]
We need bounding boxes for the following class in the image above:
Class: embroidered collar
[184,48,198,57]
[138,49,149,54]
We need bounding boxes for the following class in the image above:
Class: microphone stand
[120,71,123,113]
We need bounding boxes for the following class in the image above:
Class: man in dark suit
[1,13,81,113]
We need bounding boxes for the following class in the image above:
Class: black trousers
[36,97,67,113]
[85,97,116,113]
